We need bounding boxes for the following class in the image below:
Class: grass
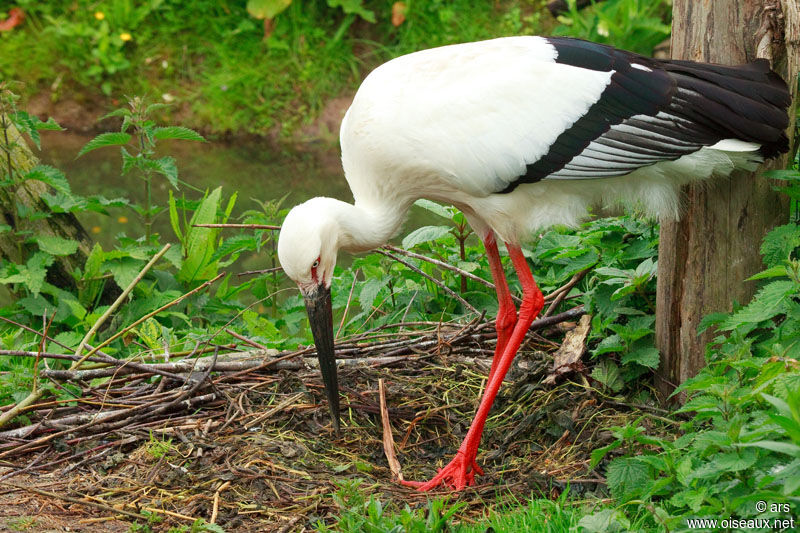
[0,1,551,139]
[319,484,585,532]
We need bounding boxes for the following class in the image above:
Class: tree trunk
[655,0,799,401]
[1,115,94,295]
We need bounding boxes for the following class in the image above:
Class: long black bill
[303,284,340,434]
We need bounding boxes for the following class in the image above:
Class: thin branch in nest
[193,223,280,230]
[73,243,171,368]
[376,249,479,315]
[379,378,403,481]
[80,272,225,362]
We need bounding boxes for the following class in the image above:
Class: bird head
[278,198,342,433]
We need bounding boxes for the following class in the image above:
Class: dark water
[35,132,437,272]
[38,131,353,244]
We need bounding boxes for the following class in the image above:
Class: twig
[543,266,592,316]
[379,378,403,481]
[376,250,479,315]
[80,272,225,361]
[382,244,508,299]
[0,312,56,429]
[225,328,268,350]
[193,223,280,230]
[0,480,145,520]
[72,244,171,369]
[336,268,360,339]
[237,266,283,277]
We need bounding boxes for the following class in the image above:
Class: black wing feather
[498,37,790,193]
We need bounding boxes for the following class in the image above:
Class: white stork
[277,36,790,491]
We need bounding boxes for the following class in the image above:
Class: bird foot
[400,450,484,491]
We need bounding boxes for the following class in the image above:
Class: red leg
[482,232,517,384]
[402,243,544,491]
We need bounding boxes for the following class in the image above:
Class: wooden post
[655,0,799,401]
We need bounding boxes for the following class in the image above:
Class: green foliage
[589,171,800,530]
[80,97,205,241]
[317,481,583,532]
[552,0,672,55]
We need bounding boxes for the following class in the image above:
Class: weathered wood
[655,0,799,401]
[0,116,94,293]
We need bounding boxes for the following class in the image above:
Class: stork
[277,36,790,491]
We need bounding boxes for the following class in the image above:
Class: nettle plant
[585,172,800,531]
[380,198,662,393]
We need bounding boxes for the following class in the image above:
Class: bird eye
[312,259,320,269]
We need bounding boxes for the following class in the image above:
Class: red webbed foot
[400,450,484,491]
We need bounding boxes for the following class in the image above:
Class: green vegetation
[2,0,798,531]
[0,0,671,137]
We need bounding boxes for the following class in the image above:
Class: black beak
[303,283,340,434]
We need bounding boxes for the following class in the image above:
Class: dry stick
[0,312,56,429]
[378,378,403,481]
[0,316,114,359]
[210,480,230,524]
[381,243,505,295]
[542,266,592,317]
[80,272,225,362]
[237,266,283,277]
[225,328,268,350]
[376,249,479,315]
[336,268,360,339]
[72,244,171,369]
[193,223,280,230]
[0,480,145,520]
[2,350,188,383]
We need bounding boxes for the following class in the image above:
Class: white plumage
[277,36,790,491]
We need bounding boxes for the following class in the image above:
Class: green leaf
[606,457,651,500]
[327,0,376,22]
[577,509,630,533]
[593,334,625,356]
[150,156,178,188]
[34,235,80,256]
[247,0,292,19]
[590,440,621,469]
[621,345,660,368]
[697,311,730,333]
[721,280,797,330]
[208,234,258,263]
[401,225,452,248]
[24,165,71,194]
[137,318,162,350]
[711,449,758,472]
[99,107,132,121]
[739,440,800,457]
[106,257,142,290]
[168,190,183,243]
[748,265,791,281]
[77,132,132,157]
[761,224,800,267]
[152,126,206,142]
[120,147,138,175]
[26,252,55,297]
[591,359,624,392]
[359,277,389,313]
[412,199,455,219]
[179,187,222,283]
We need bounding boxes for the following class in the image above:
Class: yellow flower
[117,216,128,224]
[91,226,101,234]
[94,11,105,20]
[120,32,132,42]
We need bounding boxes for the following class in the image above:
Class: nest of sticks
[0,252,669,531]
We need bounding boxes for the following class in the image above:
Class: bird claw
[400,451,483,491]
